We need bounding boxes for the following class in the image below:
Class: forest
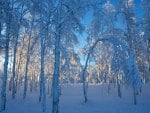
[0,0,149,113]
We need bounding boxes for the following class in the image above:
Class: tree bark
[133,87,137,105]
[0,17,10,112]
[23,35,32,99]
[15,37,25,93]
[40,35,46,111]
[52,28,61,113]
[23,17,35,99]
[116,75,121,98]
[23,51,30,99]
[0,35,10,111]
[12,36,18,99]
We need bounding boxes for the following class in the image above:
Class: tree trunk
[133,87,137,105]
[82,67,88,103]
[0,21,10,111]
[108,80,110,94]
[52,27,61,113]
[15,37,25,93]
[23,17,35,99]
[23,37,31,99]
[52,0,62,112]
[117,75,121,98]
[12,36,18,99]
[47,78,50,95]
[23,54,30,99]
[30,77,33,92]
[82,58,90,102]
[40,35,46,111]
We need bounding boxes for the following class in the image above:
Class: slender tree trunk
[50,78,53,97]
[52,0,63,112]
[39,35,46,111]
[42,81,46,112]
[23,37,31,99]
[82,39,102,103]
[15,37,25,93]
[8,51,13,92]
[23,16,35,99]
[0,1,11,110]
[39,68,42,102]
[116,75,121,98]
[23,53,30,99]
[0,19,10,111]
[0,39,9,111]
[47,78,50,95]
[82,68,88,103]
[29,77,32,92]
[39,23,47,103]
[108,79,111,94]
[52,26,61,113]
[82,52,91,103]
[133,87,137,105]
[12,36,19,99]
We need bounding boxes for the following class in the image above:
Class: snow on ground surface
[1,83,150,113]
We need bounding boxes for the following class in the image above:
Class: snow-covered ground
[1,84,150,113]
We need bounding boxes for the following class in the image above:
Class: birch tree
[11,1,26,99]
[82,34,141,103]
[40,28,46,112]
[116,0,146,104]
[23,18,38,99]
[52,0,85,112]
[0,0,12,111]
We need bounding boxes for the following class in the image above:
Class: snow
[1,84,150,113]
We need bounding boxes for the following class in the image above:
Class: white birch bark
[0,30,10,111]
[40,34,46,111]
[23,38,30,99]
[0,1,11,111]
[52,28,61,113]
